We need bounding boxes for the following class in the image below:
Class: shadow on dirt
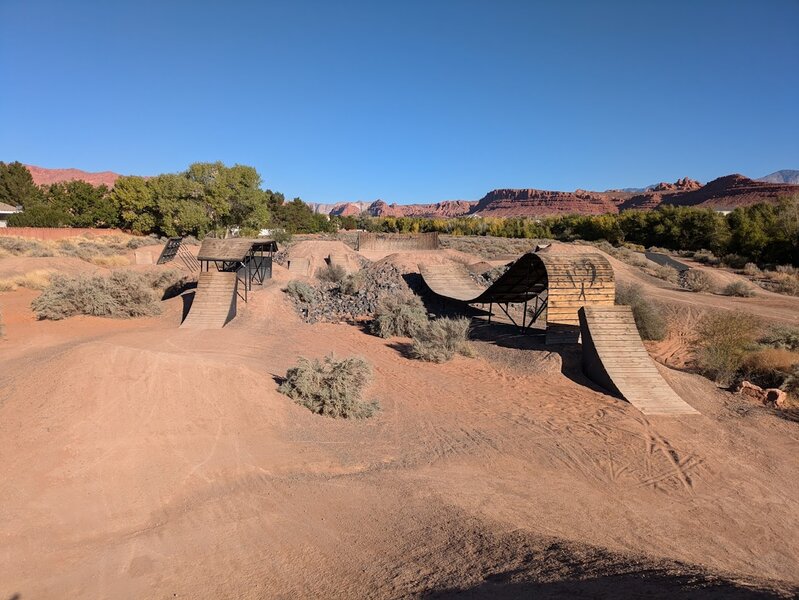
[425,572,792,599]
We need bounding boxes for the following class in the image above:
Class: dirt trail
[0,263,798,598]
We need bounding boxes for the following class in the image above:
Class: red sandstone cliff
[25,165,122,188]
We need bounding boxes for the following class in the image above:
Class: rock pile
[738,380,788,408]
[285,262,412,323]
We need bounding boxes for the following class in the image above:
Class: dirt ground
[1,241,798,599]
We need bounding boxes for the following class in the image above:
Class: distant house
[0,203,21,227]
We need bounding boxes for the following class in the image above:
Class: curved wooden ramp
[579,306,699,416]
[328,253,359,274]
[418,263,487,302]
[180,271,238,329]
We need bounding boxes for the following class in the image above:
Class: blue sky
[1,1,797,203]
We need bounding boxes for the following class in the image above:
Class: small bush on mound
[723,281,755,297]
[317,263,347,283]
[284,280,317,303]
[743,262,760,276]
[693,311,759,387]
[652,264,679,284]
[614,283,667,341]
[684,269,713,293]
[32,271,164,320]
[279,354,378,418]
[759,325,799,351]
[410,317,474,363]
[370,292,428,338]
[339,272,365,295]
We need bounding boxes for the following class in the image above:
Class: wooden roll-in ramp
[287,258,311,276]
[579,306,699,416]
[180,270,238,329]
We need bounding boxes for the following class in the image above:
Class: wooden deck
[579,306,699,416]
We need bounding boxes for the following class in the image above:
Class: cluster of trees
[0,161,335,237]
[3,160,797,266]
[361,198,799,266]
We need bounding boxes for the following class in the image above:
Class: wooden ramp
[287,258,311,276]
[419,263,487,302]
[579,306,699,416]
[180,270,238,329]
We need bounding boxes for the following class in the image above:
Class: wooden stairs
[579,306,699,416]
[180,270,238,329]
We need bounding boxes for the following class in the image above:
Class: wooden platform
[180,271,238,329]
[579,306,699,416]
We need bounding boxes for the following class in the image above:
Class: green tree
[0,161,41,208]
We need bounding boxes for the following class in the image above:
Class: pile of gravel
[285,262,412,323]
[469,264,509,287]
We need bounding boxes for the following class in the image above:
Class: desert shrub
[743,262,760,276]
[741,348,799,390]
[652,264,679,284]
[614,283,667,341]
[339,272,365,295]
[317,263,347,283]
[126,236,163,249]
[723,281,755,297]
[721,254,748,269]
[284,280,317,304]
[693,311,760,386]
[370,292,428,338]
[278,354,378,418]
[693,249,720,265]
[410,317,474,363]
[31,271,162,320]
[0,237,47,256]
[683,269,713,292]
[0,269,54,291]
[759,326,799,351]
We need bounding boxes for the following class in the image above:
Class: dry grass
[410,317,474,363]
[370,292,428,338]
[88,255,131,267]
[278,354,378,418]
[316,263,347,283]
[0,269,54,291]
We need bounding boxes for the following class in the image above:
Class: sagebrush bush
[723,281,755,297]
[410,317,474,363]
[759,326,799,351]
[693,311,760,386]
[615,283,667,341]
[278,354,378,418]
[743,262,761,276]
[339,272,365,295]
[370,292,428,338]
[284,280,317,303]
[684,269,713,292]
[692,249,720,265]
[317,263,347,283]
[31,271,164,320]
[652,264,679,284]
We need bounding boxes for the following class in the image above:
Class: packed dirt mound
[282,240,365,278]
[373,249,481,275]
[0,256,103,279]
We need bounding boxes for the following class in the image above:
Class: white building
[0,203,21,227]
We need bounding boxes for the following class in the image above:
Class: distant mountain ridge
[22,165,799,219]
[25,165,123,188]
[758,169,799,185]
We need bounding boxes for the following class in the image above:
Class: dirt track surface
[1,254,799,598]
